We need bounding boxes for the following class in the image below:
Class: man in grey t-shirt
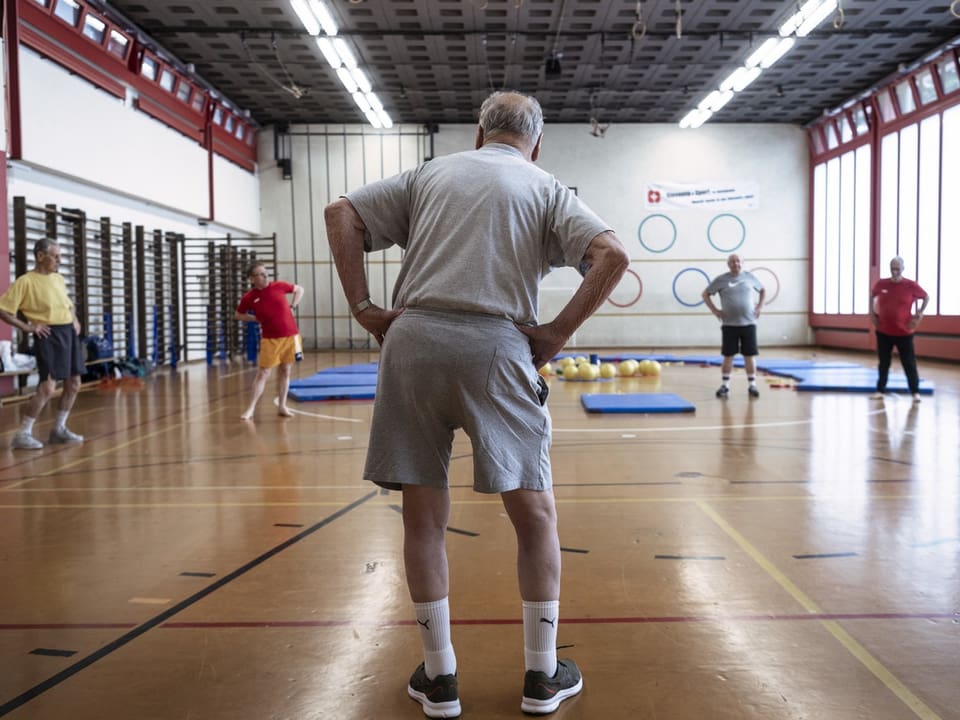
[325,91,628,717]
[702,254,766,398]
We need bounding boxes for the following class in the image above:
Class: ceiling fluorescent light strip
[291,0,393,129]
[679,0,833,128]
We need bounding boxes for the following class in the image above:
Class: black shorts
[721,325,759,357]
[36,324,85,381]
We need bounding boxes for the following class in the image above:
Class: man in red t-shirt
[235,263,304,420]
[869,256,929,401]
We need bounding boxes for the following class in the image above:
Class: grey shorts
[36,324,85,381]
[363,308,552,494]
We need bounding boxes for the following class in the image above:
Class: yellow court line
[3,407,228,489]
[696,499,942,720]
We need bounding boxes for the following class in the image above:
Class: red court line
[5,611,955,632]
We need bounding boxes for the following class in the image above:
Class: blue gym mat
[792,369,934,395]
[581,393,696,413]
[290,373,378,388]
[317,362,379,374]
[288,385,377,401]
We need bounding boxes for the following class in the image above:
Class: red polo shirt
[872,278,926,336]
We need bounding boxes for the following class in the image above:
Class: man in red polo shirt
[869,256,929,401]
[235,263,304,420]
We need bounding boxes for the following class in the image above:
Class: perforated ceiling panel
[98,0,959,127]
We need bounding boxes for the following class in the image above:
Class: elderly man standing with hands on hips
[869,255,929,401]
[324,90,628,718]
[0,239,86,449]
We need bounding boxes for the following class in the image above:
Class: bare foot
[240,412,254,421]
[278,407,294,417]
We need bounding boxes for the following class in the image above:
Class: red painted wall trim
[0,150,12,394]
[4,0,23,159]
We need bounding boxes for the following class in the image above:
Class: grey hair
[478,91,544,141]
[34,239,59,257]
[891,255,905,268]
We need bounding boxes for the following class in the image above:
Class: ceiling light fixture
[679,0,836,129]
[289,0,392,130]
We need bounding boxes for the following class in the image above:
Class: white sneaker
[871,392,885,399]
[49,426,84,444]
[12,432,44,450]
[912,393,922,403]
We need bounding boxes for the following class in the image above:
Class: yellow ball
[559,356,576,367]
[649,360,662,376]
[578,363,600,380]
[638,359,652,375]
[563,364,580,380]
[539,362,553,377]
[599,362,617,379]
[575,355,588,364]
[619,359,637,377]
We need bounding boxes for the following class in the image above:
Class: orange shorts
[258,335,301,368]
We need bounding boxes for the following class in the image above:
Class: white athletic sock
[721,375,731,388]
[523,600,559,676]
[56,411,69,430]
[20,417,36,434]
[747,375,757,388]
[413,598,457,679]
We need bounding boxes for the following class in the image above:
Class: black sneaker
[715,385,729,398]
[407,663,461,718]
[521,658,583,715]
[748,386,760,398]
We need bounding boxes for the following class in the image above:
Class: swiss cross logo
[647,189,661,204]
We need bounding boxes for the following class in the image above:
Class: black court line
[29,649,76,658]
[560,547,589,554]
[387,504,479,538]
[655,554,726,560]
[792,552,858,559]
[0,490,377,718]
[179,572,215,578]
[273,523,304,528]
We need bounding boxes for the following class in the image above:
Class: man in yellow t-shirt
[0,239,86,449]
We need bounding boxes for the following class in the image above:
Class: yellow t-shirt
[0,271,75,325]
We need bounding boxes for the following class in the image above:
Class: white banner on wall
[645,181,759,210]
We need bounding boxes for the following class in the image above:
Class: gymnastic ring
[747,266,780,306]
[637,214,677,254]
[707,213,746,253]
[672,267,710,307]
[607,268,643,308]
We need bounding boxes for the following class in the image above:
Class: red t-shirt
[236,281,298,338]
[871,278,926,336]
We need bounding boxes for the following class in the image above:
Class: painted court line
[697,499,943,720]
[0,490,378,718]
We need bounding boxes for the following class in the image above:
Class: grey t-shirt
[705,271,764,326]
[345,143,611,324]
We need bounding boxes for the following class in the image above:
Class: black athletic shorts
[721,324,759,357]
[36,324,85,381]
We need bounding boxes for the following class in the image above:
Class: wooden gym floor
[1,348,958,720]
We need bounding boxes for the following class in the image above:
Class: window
[915,68,937,105]
[159,69,176,92]
[53,0,82,26]
[224,115,235,133]
[940,105,960,314]
[895,80,916,114]
[141,56,158,81]
[917,115,940,312]
[851,105,869,136]
[191,92,205,113]
[234,124,245,141]
[176,82,191,103]
[811,128,825,155]
[30,0,52,8]
[839,113,853,143]
[81,13,106,43]
[107,30,129,60]
[212,107,223,125]
[937,55,959,95]
[825,121,838,149]
[877,89,897,122]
